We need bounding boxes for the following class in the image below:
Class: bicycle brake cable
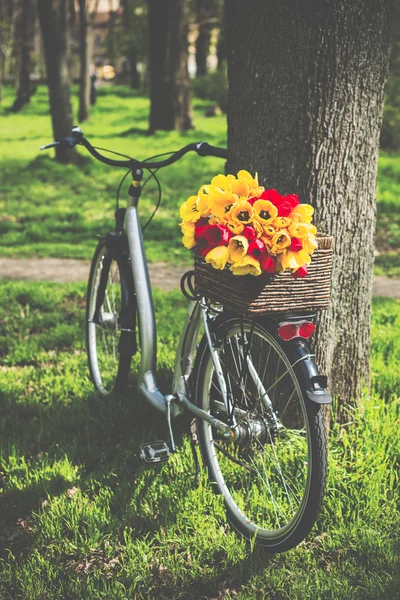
[142,167,162,232]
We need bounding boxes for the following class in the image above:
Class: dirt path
[0,257,399,297]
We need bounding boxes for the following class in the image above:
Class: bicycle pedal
[140,441,170,465]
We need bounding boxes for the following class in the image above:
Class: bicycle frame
[123,174,234,436]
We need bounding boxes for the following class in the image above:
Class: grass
[0,85,225,263]
[0,281,399,599]
[376,154,400,277]
[0,85,399,274]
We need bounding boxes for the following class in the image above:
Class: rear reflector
[277,321,315,341]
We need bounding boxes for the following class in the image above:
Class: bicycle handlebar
[40,127,227,169]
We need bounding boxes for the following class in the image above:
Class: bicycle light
[277,320,316,341]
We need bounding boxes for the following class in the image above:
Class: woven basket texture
[194,234,334,315]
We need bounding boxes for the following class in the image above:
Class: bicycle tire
[86,238,133,395]
[194,314,327,552]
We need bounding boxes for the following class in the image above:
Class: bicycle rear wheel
[86,238,133,395]
[195,315,327,552]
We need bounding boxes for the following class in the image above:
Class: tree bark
[38,0,77,164]
[226,0,394,420]
[78,0,90,122]
[148,0,193,132]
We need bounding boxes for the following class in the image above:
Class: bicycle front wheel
[86,239,132,395]
[195,315,327,552]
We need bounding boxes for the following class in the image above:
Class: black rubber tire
[194,315,327,552]
[86,238,132,395]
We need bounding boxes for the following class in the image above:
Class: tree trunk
[14,0,36,107]
[129,49,140,89]
[0,0,18,103]
[216,20,226,71]
[78,0,90,122]
[195,0,212,76]
[148,0,193,132]
[226,0,394,420]
[38,0,77,164]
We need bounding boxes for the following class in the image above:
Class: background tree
[0,0,18,102]
[381,2,400,150]
[226,0,394,420]
[147,0,192,132]
[195,0,214,76]
[77,0,99,122]
[121,0,147,89]
[38,0,77,164]
[12,0,36,111]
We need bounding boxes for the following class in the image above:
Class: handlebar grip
[40,141,60,150]
[196,142,227,159]
[40,128,83,152]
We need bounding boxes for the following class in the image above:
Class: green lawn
[0,282,399,599]
[0,85,225,263]
[0,85,399,273]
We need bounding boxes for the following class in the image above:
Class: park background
[0,1,399,598]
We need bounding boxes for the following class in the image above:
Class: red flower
[199,246,213,257]
[195,224,232,246]
[242,225,257,241]
[247,196,260,206]
[292,266,308,278]
[260,254,276,273]
[290,237,303,252]
[247,239,265,259]
[260,189,283,205]
[260,189,300,217]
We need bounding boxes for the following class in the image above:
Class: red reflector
[277,321,315,341]
[277,323,298,341]
[299,322,315,338]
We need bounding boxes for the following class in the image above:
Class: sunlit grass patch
[0,282,399,598]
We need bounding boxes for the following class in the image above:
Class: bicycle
[41,126,331,553]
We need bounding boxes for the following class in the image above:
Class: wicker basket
[194,234,334,315]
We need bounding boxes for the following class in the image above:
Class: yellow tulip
[180,221,195,235]
[209,189,237,219]
[252,219,264,238]
[262,224,276,237]
[278,249,312,272]
[271,230,291,250]
[226,220,244,235]
[249,185,265,198]
[228,235,249,263]
[205,246,230,270]
[230,202,254,225]
[253,200,278,225]
[211,174,236,190]
[230,179,249,198]
[230,255,262,276]
[197,185,213,217]
[182,233,196,249]
[273,216,292,229]
[288,222,310,239]
[180,196,201,223]
[289,204,314,224]
[302,235,318,254]
[261,235,273,248]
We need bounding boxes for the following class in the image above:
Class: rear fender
[283,338,332,405]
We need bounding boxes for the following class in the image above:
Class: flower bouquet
[179,170,333,314]
[179,170,318,278]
